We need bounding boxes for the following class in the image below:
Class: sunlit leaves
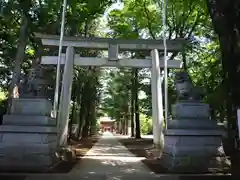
[105,0,223,121]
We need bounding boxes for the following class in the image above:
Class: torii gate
[35,33,186,147]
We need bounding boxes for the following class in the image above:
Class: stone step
[0,146,76,173]
[167,119,221,130]
[2,115,56,126]
[0,141,59,171]
[0,122,61,172]
[0,126,58,148]
[0,153,59,171]
[0,173,231,180]
[165,129,225,136]
[0,125,58,145]
[0,143,58,155]
[11,98,52,116]
[0,125,58,133]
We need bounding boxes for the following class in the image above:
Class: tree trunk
[68,78,78,141]
[7,14,29,112]
[134,68,141,139]
[81,70,98,138]
[82,118,90,138]
[116,121,120,133]
[82,96,91,138]
[125,116,128,135]
[90,91,97,136]
[206,0,240,178]
[182,51,187,71]
[77,84,87,139]
[121,119,125,134]
[81,95,91,138]
[68,98,78,141]
[131,69,135,137]
[77,109,84,139]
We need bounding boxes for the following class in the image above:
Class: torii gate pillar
[151,49,164,148]
[36,33,186,149]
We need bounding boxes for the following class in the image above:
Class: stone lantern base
[160,102,230,173]
[0,98,59,171]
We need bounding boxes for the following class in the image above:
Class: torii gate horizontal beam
[41,55,183,68]
[35,33,186,52]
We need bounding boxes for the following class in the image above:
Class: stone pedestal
[160,101,229,173]
[0,98,59,171]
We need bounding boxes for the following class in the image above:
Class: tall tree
[206,0,240,177]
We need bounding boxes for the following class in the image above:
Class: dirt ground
[118,137,168,173]
[52,135,100,173]
[70,136,100,156]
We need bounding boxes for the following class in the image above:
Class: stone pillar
[151,49,164,147]
[58,46,75,147]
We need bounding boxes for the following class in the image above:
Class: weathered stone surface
[0,98,59,171]
[161,134,227,172]
[174,71,204,101]
[0,133,57,144]
[10,98,52,116]
[0,125,58,134]
[0,153,58,169]
[0,126,59,170]
[160,152,213,173]
[165,129,226,136]
[2,115,56,126]
[19,65,51,99]
[160,142,229,173]
[164,135,222,147]
[168,119,220,129]
[161,123,228,172]
[172,102,210,119]
[164,143,222,156]
[160,75,229,173]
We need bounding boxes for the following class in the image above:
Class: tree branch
[187,12,201,38]
[143,0,156,39]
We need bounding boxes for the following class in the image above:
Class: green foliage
[140,114,152,135]
[104,0,225,124]
[101,68,131,120]
[0,0,114,139]
[0,0,229,138]
[0,91,6,100]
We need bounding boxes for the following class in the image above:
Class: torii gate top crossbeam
[34,33,187,52]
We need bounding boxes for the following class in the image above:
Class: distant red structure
[99,117,115,132]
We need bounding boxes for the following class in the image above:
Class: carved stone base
[0,144,59,171]
[10,98,52,116]
[172,102,210,119]
[160,130,230,173]
[0,98,60,171]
